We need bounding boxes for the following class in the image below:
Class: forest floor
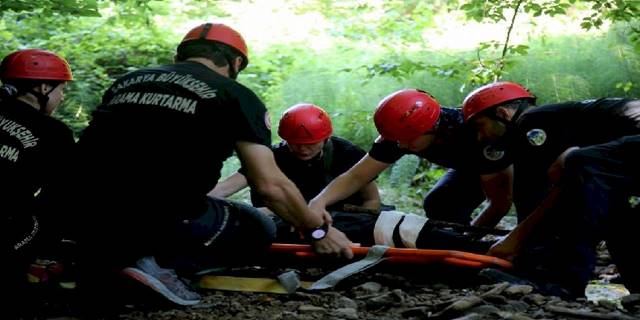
[20,244,640,320]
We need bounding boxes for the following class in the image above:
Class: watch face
[311,228,327,239]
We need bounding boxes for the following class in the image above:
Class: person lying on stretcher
[210,103,500,254]
[271,206,499,254]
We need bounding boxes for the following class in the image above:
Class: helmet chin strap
[29,84,58,113]
[225,55,239,79]
[215,42,239,79]
[485,102,529,149]
[489,101,529,129]
[510,103,528,123]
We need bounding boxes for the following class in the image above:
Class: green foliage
[264,47,394,148]
[293,1,447,45]
[461,0,573,22]
[506,32,640,101]
[4,0,640,212]
[616,81,635,93]
[412,163,447,190]
[379,160,447,214]
[355,0,542,86]
[1,0,100,17]
[241,46,300,105]
[0,2,178,137]
[389,155,421,188]
[579,0,640,30]
[358,56,429,84]
[459,0,569,82]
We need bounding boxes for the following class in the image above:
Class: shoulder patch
[526,128,547,146]
[482,145,505,161]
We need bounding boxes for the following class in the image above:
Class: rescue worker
[70,23,353,307]
[210,103,381,212]
[210,103,494,252]
[462,81,640,297]
[211,103,387,246]
[0,49,75,316]
[309,89,514,236]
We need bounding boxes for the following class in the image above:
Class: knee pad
[374,211,427,248]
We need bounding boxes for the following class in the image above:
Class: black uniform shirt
[78,61,271,218]
[368,107,512,174]
[508,98,640,215]
[241,136,367,209]
[0,99,75,247]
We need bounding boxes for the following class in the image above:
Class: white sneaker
[122,256,201,306]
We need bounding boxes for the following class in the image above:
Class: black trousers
[563,135,640,293]
[168,198,277,272]
[516,135,640,295]
[422,169,485,225]
[77,197,276,278]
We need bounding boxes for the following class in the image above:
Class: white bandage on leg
[398,214,428,248]
[374,210,405,247]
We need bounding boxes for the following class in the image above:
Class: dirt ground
[23,247,640,320]
[117,268,639,320]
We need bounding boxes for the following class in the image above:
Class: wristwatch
[306,223,329,241]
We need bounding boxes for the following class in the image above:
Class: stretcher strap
[199,246,389,294]
[199,275,313,294]
[307,245,389,290]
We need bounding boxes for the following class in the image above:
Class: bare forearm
[235,141,353,258]
[501,186,562,253]
[208,172,248,198]
[360,198,381,212]
[312,173,365,208]
[236,141,323,229]
[312,155,388,209]
[474,167,513,227]
[471,203,511,228]
[359,182,381,212]
[208,187,234,198]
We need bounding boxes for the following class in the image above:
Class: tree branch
[497,0,524,81]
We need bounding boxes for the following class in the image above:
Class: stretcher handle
[270,243,513,269]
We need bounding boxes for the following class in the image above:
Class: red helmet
[278,103,333,144]
[462,81,534,122]
[374,89,441,142]
[0,49,72,81]
[181,23,249,70]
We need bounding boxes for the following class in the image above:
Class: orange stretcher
[269,243,513,269]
